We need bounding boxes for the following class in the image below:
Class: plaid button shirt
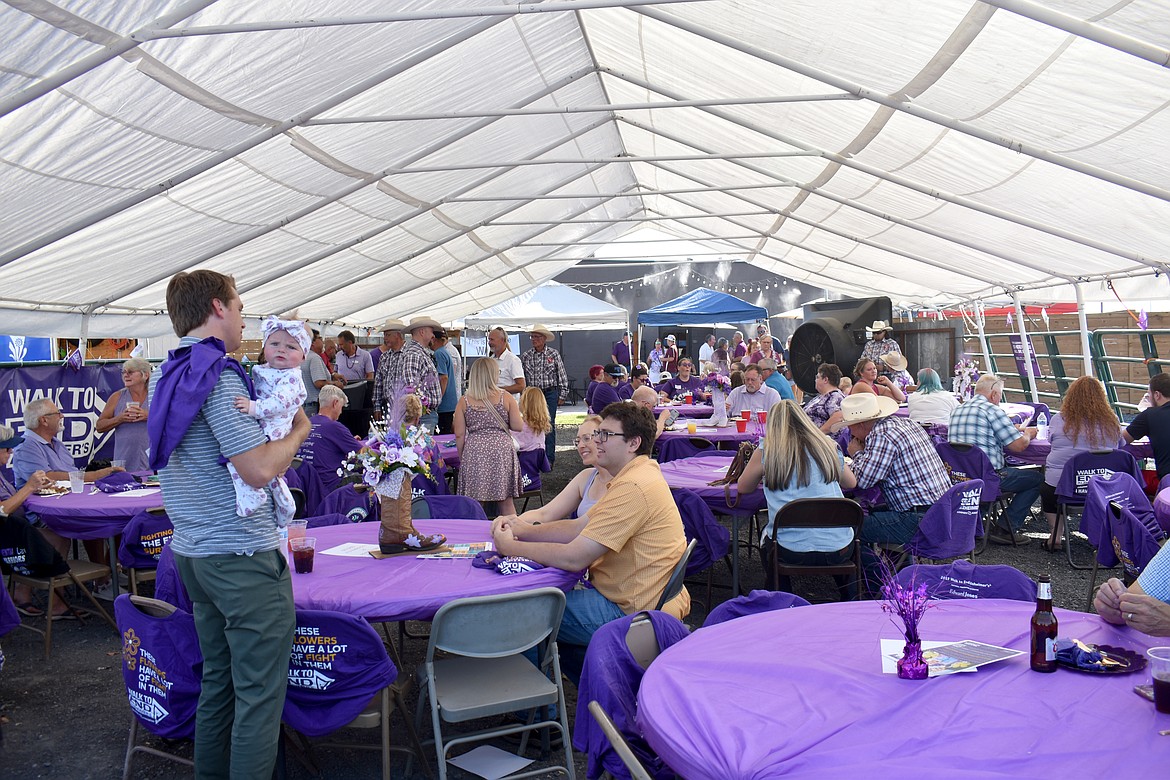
[850,415,950,512]
[861,338,902,372]
[372,341,439,415]
[1138,542,1170,601]
[947,393,1023,471]
[520,347,568,401]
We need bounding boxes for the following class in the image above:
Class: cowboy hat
[378,318,406,332]
[406,316,442,332]
[883,353,908,372]
[868,320,891,334]
[829,393,899,433]
[529,324,555,341]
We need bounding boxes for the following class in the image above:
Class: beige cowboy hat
[829,393,900,433]
[883,353,908,372]
[406,315,442,332]
[529,324,555,341]
[378,318,406,332]
[868,320,892,334]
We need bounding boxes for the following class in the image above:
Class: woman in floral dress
[454,357,523,515]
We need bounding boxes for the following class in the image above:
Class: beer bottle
[1030,574,1058,672]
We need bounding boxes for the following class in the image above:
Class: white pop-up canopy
[0,0,1168,341]
[462,281,628,331]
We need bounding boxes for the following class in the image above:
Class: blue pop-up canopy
[637,288,767,327]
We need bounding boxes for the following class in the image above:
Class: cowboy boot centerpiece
[375,468,446,554]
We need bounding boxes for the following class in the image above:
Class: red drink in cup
[740,410,751,420]
[290,536,316,574]
[735,418,748,433]
[757,410,768,424]
[685,393,694,404]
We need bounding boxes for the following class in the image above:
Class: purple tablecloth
[638,599,1169,779]
[290,520,580,623]
[25,487,165,539]
[658,454,765,517]
[433,434,461,469]
[652,404,713,418]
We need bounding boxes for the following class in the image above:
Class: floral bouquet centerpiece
[878,562,936,680]
[952,356,981,401]
[701,372,732,426]
[340,384,445,555]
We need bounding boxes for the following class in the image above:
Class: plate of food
[35,485,70,496]
[1055,639,1146,674]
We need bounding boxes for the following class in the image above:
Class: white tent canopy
[2,0,1169,338]
[462,280,628,331]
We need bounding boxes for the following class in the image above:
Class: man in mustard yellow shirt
[492,402,689,680]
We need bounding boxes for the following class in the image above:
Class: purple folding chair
[1055,449,1142,569]
[1081,498,1165,612]
[672,489,732,609]
[518,448,551,511]
[701,589,811,628]
[0,584,19,639]
[935,441,1001,504]
[896,560,1036,602]
[416,494,488,521]
[116,509,174,595]
[284,610,428,779]
[318,484,379,524]
[288,459,327,517]
[115,594,202,775]
[153,544,193,614]
[1081,472,1158,551]
[907,480,984,562]
[573,611,690,780]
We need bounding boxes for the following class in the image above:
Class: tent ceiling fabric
[2,0,1169,337]
[462,280,629,330]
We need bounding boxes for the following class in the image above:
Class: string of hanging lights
[565,264,790,296]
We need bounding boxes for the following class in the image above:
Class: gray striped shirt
[151,338,274,556]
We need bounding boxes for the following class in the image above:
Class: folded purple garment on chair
[95,471,140,493]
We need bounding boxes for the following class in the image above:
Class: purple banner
[0,364,126,466]
[1008,335,1043,381]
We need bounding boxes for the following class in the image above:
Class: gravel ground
[0,420,1112,779]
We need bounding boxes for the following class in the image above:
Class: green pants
[175,549,295,780]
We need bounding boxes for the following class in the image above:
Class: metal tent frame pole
[1012,293,1041,404]
[1074,282,1094,378]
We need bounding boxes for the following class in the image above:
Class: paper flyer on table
[881,639,1023,676]
[321,542,381,557]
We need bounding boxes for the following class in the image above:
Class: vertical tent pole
[1074,281,1093,378]
[1012,293,1041,404]
[973,302,993,373]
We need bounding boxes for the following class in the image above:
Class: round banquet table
[658,454,765,596]
[1007,437,1154,468]
[652,403,714,418]
[24,485,164,539]
[638,599,1170,779]
[290,519,581,623]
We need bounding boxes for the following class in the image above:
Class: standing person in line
[147,270,309,779]
[611,330,633,371]
[455,357,523,517]
[860,320,903,377]
[648,338,666,381]
[731,331,747,361]
[712,338,731,375]
[299,329,340,416]
[94,357,152,472]
[488,326,526,399]
[662,334,680,375]
[520,324,568,465]
[431,328,459,435]
[698,334,716,366]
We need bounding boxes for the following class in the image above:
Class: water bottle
[1036,411,1049,440]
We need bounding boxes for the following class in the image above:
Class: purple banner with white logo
[1008,335,1043,382]
[0,364,125,466]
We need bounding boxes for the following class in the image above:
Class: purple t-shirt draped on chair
[297,415,361,495]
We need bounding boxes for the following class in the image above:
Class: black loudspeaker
[789,297,892,393]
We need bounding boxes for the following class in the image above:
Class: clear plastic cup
[111,459,126,470]
[686,421,697,435]
[1149,647,1170,713]
[287,519,308,552]
[290,536,316,573]
[68,470,85,494]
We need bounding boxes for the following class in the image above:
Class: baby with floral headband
[229,316,309,524]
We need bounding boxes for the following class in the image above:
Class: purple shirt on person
[591,381,624,412]
[612,340,632,369]
[297,414,361,494]
[656,375,704,400]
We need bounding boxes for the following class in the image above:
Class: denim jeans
[541,386,560,465]
[998,466,1043,530]
[556,587,625,684]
